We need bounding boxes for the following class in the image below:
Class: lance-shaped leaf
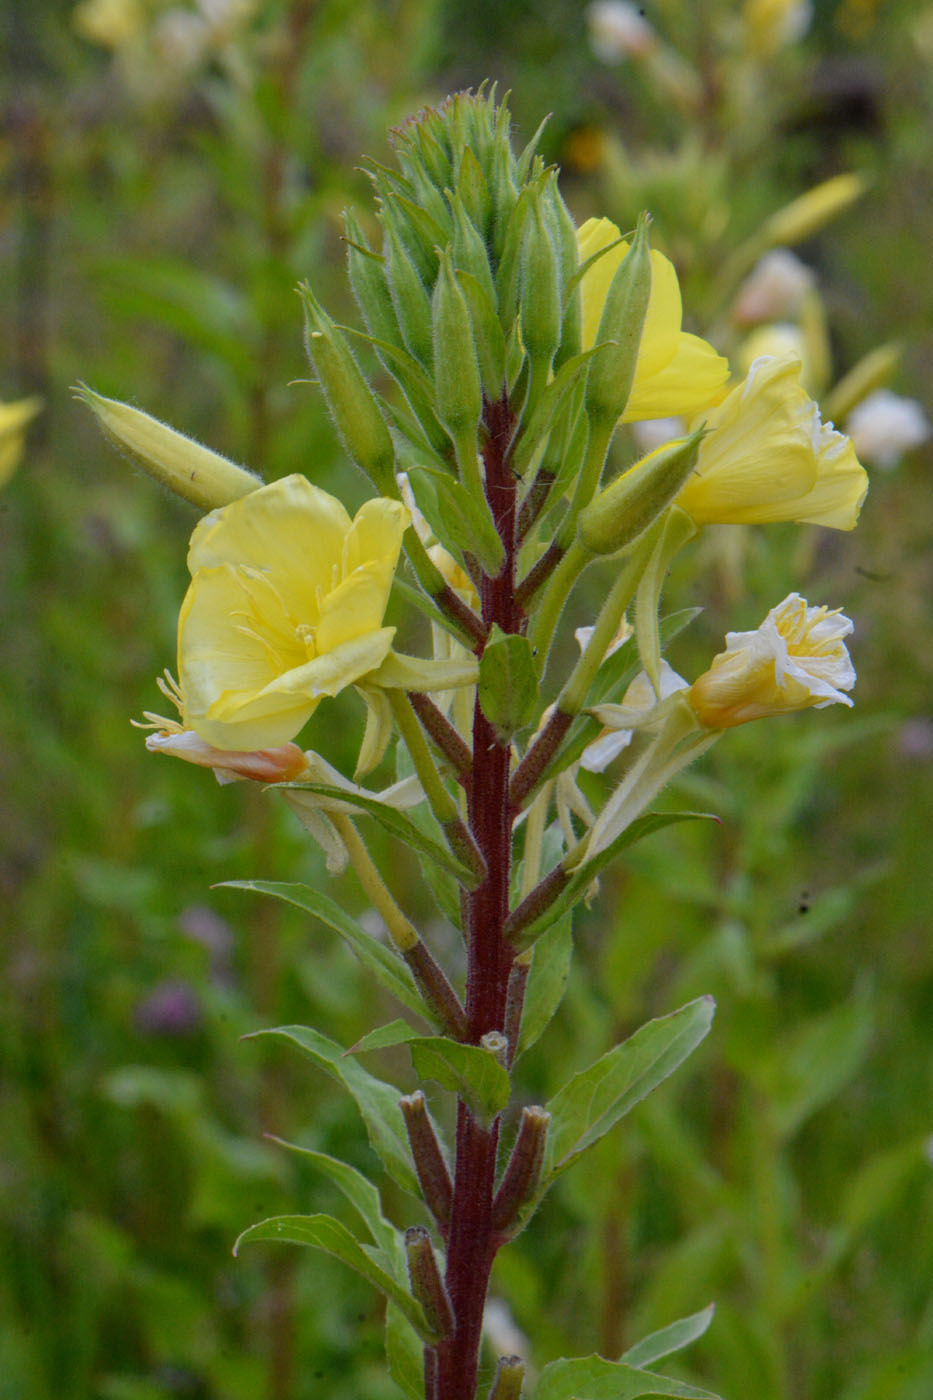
[246,1025,418,1194]
[267,1138,403,1272]
[223,882,432,1024]
[407,1036,511,1126]
[407,465,504,577]
[510,813,717,949]
[479,625,539,743]
[515,914,574,1059]
[386,1301,426,1400]
[621,1304,717,1369]
[541,997,715,1184]
[279,785,480,889]
[350,1019,419,1055]
[534,1356,722,1400]
[233,1214,434,1341]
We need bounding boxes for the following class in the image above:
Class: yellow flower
[689,593,855,729]
[73,0,144,49]
[675,354,868,529]
[578,217,730,422]
[176,474,409,750]
[0,396,42,487]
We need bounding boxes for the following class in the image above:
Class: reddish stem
[430,394,527,1400]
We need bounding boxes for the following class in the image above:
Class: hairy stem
[431,393,527,1400]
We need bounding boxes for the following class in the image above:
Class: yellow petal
[623,332,730,422]
[578,217,681,378]
[796,427,868,530]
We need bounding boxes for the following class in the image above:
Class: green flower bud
[383,218,434,368]
[584,213,652,424]
[432,248,483,444]
[299,284,396,494]
[450,189,497,305]
[577,425,706,555]
[344,210,405,352]
[519,194,562,374]
[75,385,261,510]
[545,177,583,369]
[455,144,493,243]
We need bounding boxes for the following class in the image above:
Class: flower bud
[75,385,261,510]
[584,214,652,424]
[762,173,865,248]
[404,1226,454,1340]
[433,248,483,441]
[383,219,434,367]
[518,194,562,376]
[822,341,902,425]
[489,1355,526,1400]
[299,283,397,494]
[577,425,705,554]
[491,1106,550,1234]
[344,210,407,352]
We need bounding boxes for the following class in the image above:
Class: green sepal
[584,213,652,424]
[519,193,562,375]
[244,1024,420,1194]
[456,269,507,401]
[365,650,479,692]
[478,625,539,743]
[233,1213,436,1342]
[449,189,496,302]
[222,881,432,1024]
[432,249,484,447]
[384,219,434,367]
[510,344,610,477]
[455,145,493,241]
[633,505,698,693]
[407,464,504,576]
[354,685,395,780]
[407,1036,511,1127]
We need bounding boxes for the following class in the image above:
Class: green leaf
[350,1019,419,1055]
[223,882,432,1025]
[751,994,874,1141]
[246,1025,418,1195]
[233,1214,433,1340]
[515,814,717,949]
[275,787,479,888]
[534,1356,722,1400]
[407,1037,510,1125]
[386,1301,426,1399]
[622,1304,717,1368]
[543,997,715,1183]
[515,915,574,1059]
[479,625,539,742]
[408,466,504,576]
[265,1138,402,1271]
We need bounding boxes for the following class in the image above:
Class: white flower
[581,661,689,771]
[734,249,816,324]
[586,0,655,62]
[846,389,931,469]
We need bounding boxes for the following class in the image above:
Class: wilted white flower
[846,389,931,469]
[586,0,655,62]
[581,660,689,772]
[734,249,816,324]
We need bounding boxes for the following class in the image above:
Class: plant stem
[431,393,526,1400]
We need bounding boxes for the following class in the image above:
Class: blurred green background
[2,1,932,1397]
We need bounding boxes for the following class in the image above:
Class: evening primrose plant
[79,90,868,1400]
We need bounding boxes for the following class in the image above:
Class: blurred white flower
[631,416,685,455]
[734,249,815,324]
[845,389,931,469]
[586,0,655,62]
[154,8,210,69]
[483,1299,529,1360]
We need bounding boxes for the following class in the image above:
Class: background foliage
[2,1,932,1397]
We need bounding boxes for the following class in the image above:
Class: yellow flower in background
[0,397,42,487]
[689,593,855,729]
[743,0,812,56]
[578,217,730,423]
[177,474,408,751]
[675,354,868,529]
[73,0,144,49]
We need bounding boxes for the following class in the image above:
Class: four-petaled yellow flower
[675,354,868,529]
[578,216,730,422]
[177,474,409,751]
[689,593,856,729]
